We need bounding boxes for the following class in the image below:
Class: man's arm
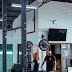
[41,55,47,68]
[37,46,39,59]
[37,46,40,63]
[32,45,34,59]
[54,61,56,69]
[32,45,34,54]
[41,60,45,68]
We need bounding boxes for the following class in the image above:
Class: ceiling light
[26,5,37,9]
[11,3,37,9]
[0,19,3,21]
[0,52,13,54]
[12,4,21,7]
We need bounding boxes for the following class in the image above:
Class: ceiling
[0,0,72,28]
[0,0,35,28]
[53,0,72,2]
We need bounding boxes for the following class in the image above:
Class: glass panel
[0,44,3,72]
[18,44,22,64]
[0,44,13,72]
[18,44,31,64]
[62,44,68,69]
[7,44,13,72]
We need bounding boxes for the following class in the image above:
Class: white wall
[39,1,72,43]
[38,1,72,71]
[0,30,13,44]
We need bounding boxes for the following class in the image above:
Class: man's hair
[35,53,37,55]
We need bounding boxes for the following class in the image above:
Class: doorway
[50,44,61,72]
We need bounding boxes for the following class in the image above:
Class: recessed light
[11,3,37,9]
[0,19,3,21]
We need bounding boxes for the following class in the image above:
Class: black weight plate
[39,39,49,51]
[27,41,33,51]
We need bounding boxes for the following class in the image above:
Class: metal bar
[7,26,35,34]
[27,31,35,34]
[0,15,17,18]
[34,9,35,32]
[7,10,21,13]
[21,0,27,72]
[0,21,12,24]
[7,26,21,31]
[2,0,7,72]
[17,44,19,63]
[0,11,20,15]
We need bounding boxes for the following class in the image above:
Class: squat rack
[2,0,27,72]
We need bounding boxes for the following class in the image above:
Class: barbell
[27,39,50,51]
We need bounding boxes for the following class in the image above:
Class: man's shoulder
[52,55,56,61]
[51,55,56,58]
[52,55,55,57]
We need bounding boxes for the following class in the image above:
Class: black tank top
[33,59,39,72]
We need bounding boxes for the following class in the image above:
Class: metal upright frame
[2,0,7,72]
[2,0,30,71]
[21,0,27,72]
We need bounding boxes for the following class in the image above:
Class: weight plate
[39,39,49,51]
[27,41,33,51]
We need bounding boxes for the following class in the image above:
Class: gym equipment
[27,39,49,51]
[27,41,33,51]
[39,39,49,51]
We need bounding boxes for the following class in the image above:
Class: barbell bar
[27,39,50,51]
[28,44,49,46]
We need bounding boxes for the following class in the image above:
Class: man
[41,49,56,72]
[32,45,40,72]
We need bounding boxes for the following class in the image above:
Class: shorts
[47,69,53,72]
[47,68,53,72]
[47,71,53,72]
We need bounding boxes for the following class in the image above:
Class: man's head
[48,49,52,56]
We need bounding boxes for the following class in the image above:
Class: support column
[21,0,27,72]
[2,0,7,72]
